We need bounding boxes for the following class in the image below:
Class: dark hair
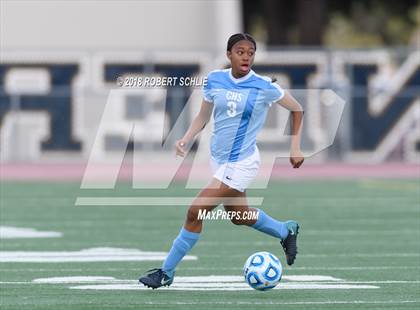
[227,33,257,51]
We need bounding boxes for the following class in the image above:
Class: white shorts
[210,148,261,192]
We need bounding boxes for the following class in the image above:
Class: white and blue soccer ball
[243,251,282,291]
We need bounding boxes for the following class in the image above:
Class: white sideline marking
[30,275,343,284]
[1,281,416,286]
[2,276,417,292]
[22,275,379,291]
[0,226,62,239]
[70,283,379,290]
[1,277,413,286]
[0,247,197,263]
[33,276,116,284]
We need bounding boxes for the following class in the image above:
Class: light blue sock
[162,227,200,277]
[251,209,289,240]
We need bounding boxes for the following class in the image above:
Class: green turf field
[0,179,419,309]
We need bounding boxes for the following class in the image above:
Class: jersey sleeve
[267,82,285,105]
[202,73,214,103]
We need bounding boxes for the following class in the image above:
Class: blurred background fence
[0,0,418,179]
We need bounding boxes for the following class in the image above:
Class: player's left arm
[276,91,304,168]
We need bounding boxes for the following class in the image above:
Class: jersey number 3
[227,101,237,117]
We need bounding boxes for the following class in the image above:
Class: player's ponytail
[227,33,257,51]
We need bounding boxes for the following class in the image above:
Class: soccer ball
[243,251,282,291]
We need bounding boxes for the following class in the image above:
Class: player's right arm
[276,91,304,168]
[175,99,213,157]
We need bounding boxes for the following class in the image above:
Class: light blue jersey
[203,68,284,164]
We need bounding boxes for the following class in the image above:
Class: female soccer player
[139,33,304,289]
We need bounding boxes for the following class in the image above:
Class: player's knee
[186,207,202,223]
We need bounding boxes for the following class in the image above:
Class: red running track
[0,163,418,181]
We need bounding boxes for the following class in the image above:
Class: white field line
[0,281,403,285]
[0,247,196,263]
[70,283,379,290]
[3,281,418,285]
[29,275,342,284]
[2,275,380,290]
[0,226,62,239]
[33,276,116,283]
[2,275,419,287]
[1,280,419,285]
[0,281,380,290]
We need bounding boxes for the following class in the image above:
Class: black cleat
[280,220,300,266]
[139,268,174,289]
